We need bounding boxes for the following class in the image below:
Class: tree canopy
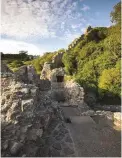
[62,2,121,102]
[110,1,121,24]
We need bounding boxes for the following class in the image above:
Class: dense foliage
[110,1,121,24]
[62,2,121,101]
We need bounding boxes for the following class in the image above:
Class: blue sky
[0,0,120,55]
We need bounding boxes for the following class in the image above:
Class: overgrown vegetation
[62,1,121,102]
[24,49,65,74]
[24,52,55,74]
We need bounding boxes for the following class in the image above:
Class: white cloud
[0,39,46,55]
[1,0,87,40]
[81,4,90,11]
[71,24,83,29]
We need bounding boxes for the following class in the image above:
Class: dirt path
[61,106,121,157]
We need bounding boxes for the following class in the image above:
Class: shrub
[9,60,24,68]
[98,68,121,97]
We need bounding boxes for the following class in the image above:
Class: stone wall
[52,52,64,68]
[64,80,84,106]
[49,68,85,105]
[50,68,65,102]
[1,61,13,77]
[39,79,51,91]
[41,62,52,80]
[1,77,54,157]
[14,65,40,85]
[50,68,84,105]
[50,68,65,82]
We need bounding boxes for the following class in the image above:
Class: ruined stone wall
[39,79,51,91]
[1,64,77,157]
[50,68,65,102]
[50,68,84,105]
[14,65,40,85]
[51,80,85,105]
[41,62,52,80]
[1,77,53,157]
[52,52,64,68]
[64,80,84,106]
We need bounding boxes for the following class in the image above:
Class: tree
[19,51,29,60]
[98,68,121,97]
[76,60,98,91]
[62,51,77,75]
[104,35,121,58]
[110,1,121,24]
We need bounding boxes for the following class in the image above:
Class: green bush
[86,27,108,42]
[9,60,24,68]
[7,60,24,72]
[62,51,77,75]
[104,34,121,59]
[78,41,97,60]
[98,68,121,97]
[76,60,98,90]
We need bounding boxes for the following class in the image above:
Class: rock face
[52,52,64,68]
